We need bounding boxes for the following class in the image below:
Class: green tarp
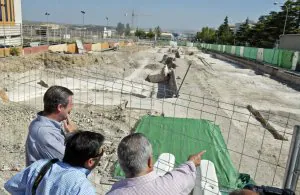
[114,116,252,190]
[243,47,258,60]
[280,50,293,69]
[225,45,232,54]
[263,49,293,69]
[235,46,241,56]
[263,49,280,66]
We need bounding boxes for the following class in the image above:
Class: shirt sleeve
[36,129,65,160]
[4,161,45,195]
[73,180,96,195]
[161,161,197,194]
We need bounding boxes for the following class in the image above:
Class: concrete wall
[279,35,300,51]
[257,48,264,62]
[101,42,109,50]
[67,44,77,53]
[48,44,68,52]
[23,45,49,55]
[0,0,23,46]
[15,0,22,24]
[92,43,102,51]
[84,44,92,51]
[231,46,236,55]
[240,47,244,57]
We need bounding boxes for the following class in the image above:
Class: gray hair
[117,133,152,177]
[43,85,73,114]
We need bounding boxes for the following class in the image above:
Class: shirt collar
[113,171,158,188]
[58,162,91,176]
[37,112,62,130]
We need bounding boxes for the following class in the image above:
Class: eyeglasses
[93,148,104,159]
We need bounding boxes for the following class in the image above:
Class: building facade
[279,34,300,51]
[0,0,22,46]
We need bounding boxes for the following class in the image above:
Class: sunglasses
[93,148,105,159]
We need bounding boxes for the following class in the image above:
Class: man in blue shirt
[25,85,77,166]
[5,131,105,195]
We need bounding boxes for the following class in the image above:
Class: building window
[0,0,15,24]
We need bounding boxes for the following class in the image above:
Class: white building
[0,0,22,46]
[103,27,112,38]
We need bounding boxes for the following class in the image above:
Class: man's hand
[63,115,77,133]
[188,151,206,167]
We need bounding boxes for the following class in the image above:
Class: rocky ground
[0,45,300,194]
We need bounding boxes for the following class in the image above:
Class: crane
[125,9,151,30]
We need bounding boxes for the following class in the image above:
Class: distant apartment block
[0,0,22,46]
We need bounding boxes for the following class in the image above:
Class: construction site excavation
[0,44,300,194]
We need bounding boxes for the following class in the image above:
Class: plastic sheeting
[197,44,296,71]
[114,116,253,190]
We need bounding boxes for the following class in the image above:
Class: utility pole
[274,2,289,35]
[81,11,86,26]
[81,11,86,40]
[45,12,50,45]
[106,17,109,27]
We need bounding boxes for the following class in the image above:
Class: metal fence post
[283,125,300,191]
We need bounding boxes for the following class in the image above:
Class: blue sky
[22,0,283,31]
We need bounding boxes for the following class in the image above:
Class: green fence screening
[198,43,297,71]
[263,49,280,67]
[114,116,253,191]
[225,45,232,54]
[235,46,241,56]
[280,50,294,69]
[243,47,258,60]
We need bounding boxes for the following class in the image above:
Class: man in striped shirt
[106,133,206,195]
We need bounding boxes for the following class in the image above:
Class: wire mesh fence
[22,24,133,47]
[0,55,299,194]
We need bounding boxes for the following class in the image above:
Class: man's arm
[160,151,206,194]
[4,161,46,195]
[4,168,30,195]
[36,130,65,160]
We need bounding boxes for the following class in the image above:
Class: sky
[22,0,283,31]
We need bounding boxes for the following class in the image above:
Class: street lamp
[81,11,86,26]
[274,2,289,35]
[45,12,50,45]
[106,17,109,27]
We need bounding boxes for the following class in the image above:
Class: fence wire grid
[0,57,299,195]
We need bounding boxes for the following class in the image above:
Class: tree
[195,27,216,43]
[125,23,131,36]
[116,22,125,36]
[135,28,146,39]
[216,16,234,44]
[247,0,300,48]
[235,18,251,46]
[154,26,162,38]
[147,28,155,39]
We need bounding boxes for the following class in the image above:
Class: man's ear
[57,104,63,112]
[84,158,94,169]
[148,156,153,169]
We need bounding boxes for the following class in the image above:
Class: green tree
[147,28,155,39]
[116,22,125,36]
[235,18,251,46]
[125,23,131,36]
[135,28,146,39]
[216,16,234,44]
[154,26,162,38]
[196,27,216,43]
[248,0,300,48]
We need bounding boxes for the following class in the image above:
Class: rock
[37,80,49,88]
[175,51,180,58]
